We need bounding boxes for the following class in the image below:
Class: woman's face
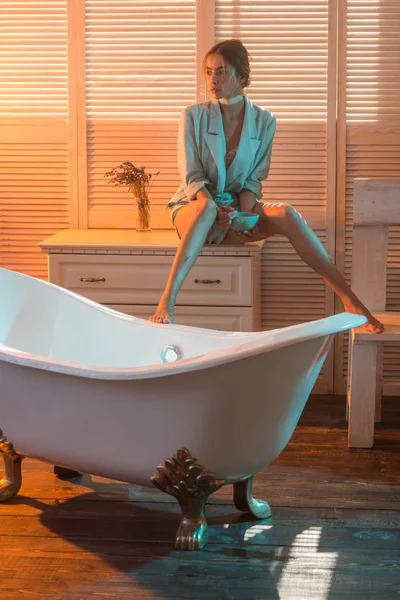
[205,54,244,100]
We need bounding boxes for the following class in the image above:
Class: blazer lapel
[204,101,226,193]
[226,96,261,184]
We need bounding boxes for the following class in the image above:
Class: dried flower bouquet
[105,161,160,230]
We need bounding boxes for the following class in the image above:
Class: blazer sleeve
[242,114,276,200]
[177,108,211,201]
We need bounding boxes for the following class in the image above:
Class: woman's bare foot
[342,298,384,333]
[149,295,174,324]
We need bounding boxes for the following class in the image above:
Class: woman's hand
[224,225,260,244]
[216,205,237,230]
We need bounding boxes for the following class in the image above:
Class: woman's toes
[148,314,172,324]
[368,317,384,333]
[359,320,384,333]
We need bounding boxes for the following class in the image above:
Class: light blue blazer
[167,95,276,215]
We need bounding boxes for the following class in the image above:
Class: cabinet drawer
[107,304,254,332]
[51,254,252,306]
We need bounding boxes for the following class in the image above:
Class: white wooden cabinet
[40,230,264,332]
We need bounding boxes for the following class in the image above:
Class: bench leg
[375,344,383,422]
[347,340,380,448]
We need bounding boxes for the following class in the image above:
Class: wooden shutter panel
[85,1,197,229]
[0,1,69,278]
[337,0,400,395]
[215,0,333,392]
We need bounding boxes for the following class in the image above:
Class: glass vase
[136,196,151,232]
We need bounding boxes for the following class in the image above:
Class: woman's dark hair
[202,39,252,89]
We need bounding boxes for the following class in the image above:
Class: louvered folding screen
[215,0,333,392]
[0,0,69,278]
[337,0,400,394]
[85,1,197,228]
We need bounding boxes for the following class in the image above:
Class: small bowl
[231,212,259,233]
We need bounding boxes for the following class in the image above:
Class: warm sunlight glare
[243,523,273,541]
[277,526,338,599]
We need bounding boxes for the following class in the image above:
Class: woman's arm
[178,108,211,201]
[239,114,277,209]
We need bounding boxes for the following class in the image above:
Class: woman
[150,39,383,333]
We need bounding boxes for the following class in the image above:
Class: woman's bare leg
[247,202,383,333]
[149,197,217,324]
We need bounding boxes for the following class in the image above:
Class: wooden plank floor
[1,395,399,599]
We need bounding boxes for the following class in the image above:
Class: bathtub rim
[0,266,366,379]
[0,313,366,381]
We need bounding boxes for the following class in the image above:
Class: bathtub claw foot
[175,511,208,551]
[0,429,24,502]
[151,447,225,550]
[233,476,271,519]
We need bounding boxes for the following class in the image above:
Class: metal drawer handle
[194,279,221,284]
[79,277,106,283]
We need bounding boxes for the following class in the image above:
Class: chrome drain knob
[161,345,181,363]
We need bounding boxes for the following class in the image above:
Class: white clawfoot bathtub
[0,267,366,549]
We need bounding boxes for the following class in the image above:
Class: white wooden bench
[347,179,400,448]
